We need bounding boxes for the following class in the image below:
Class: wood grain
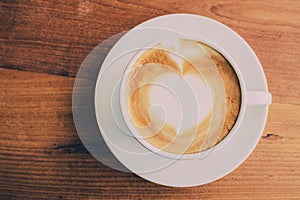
[1,0,300,199]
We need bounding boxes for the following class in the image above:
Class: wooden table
[1,0,299,199]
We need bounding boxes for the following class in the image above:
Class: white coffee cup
[119,37,272,160]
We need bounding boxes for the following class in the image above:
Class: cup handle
[246,91,272,106]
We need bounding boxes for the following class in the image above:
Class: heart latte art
[124,39,241,154]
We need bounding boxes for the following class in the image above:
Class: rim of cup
[119,36,262,160]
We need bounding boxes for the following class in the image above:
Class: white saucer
[94,14,270,187]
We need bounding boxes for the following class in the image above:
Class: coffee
[124,39,241,154]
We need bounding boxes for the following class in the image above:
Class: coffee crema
[125,39,241,154]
